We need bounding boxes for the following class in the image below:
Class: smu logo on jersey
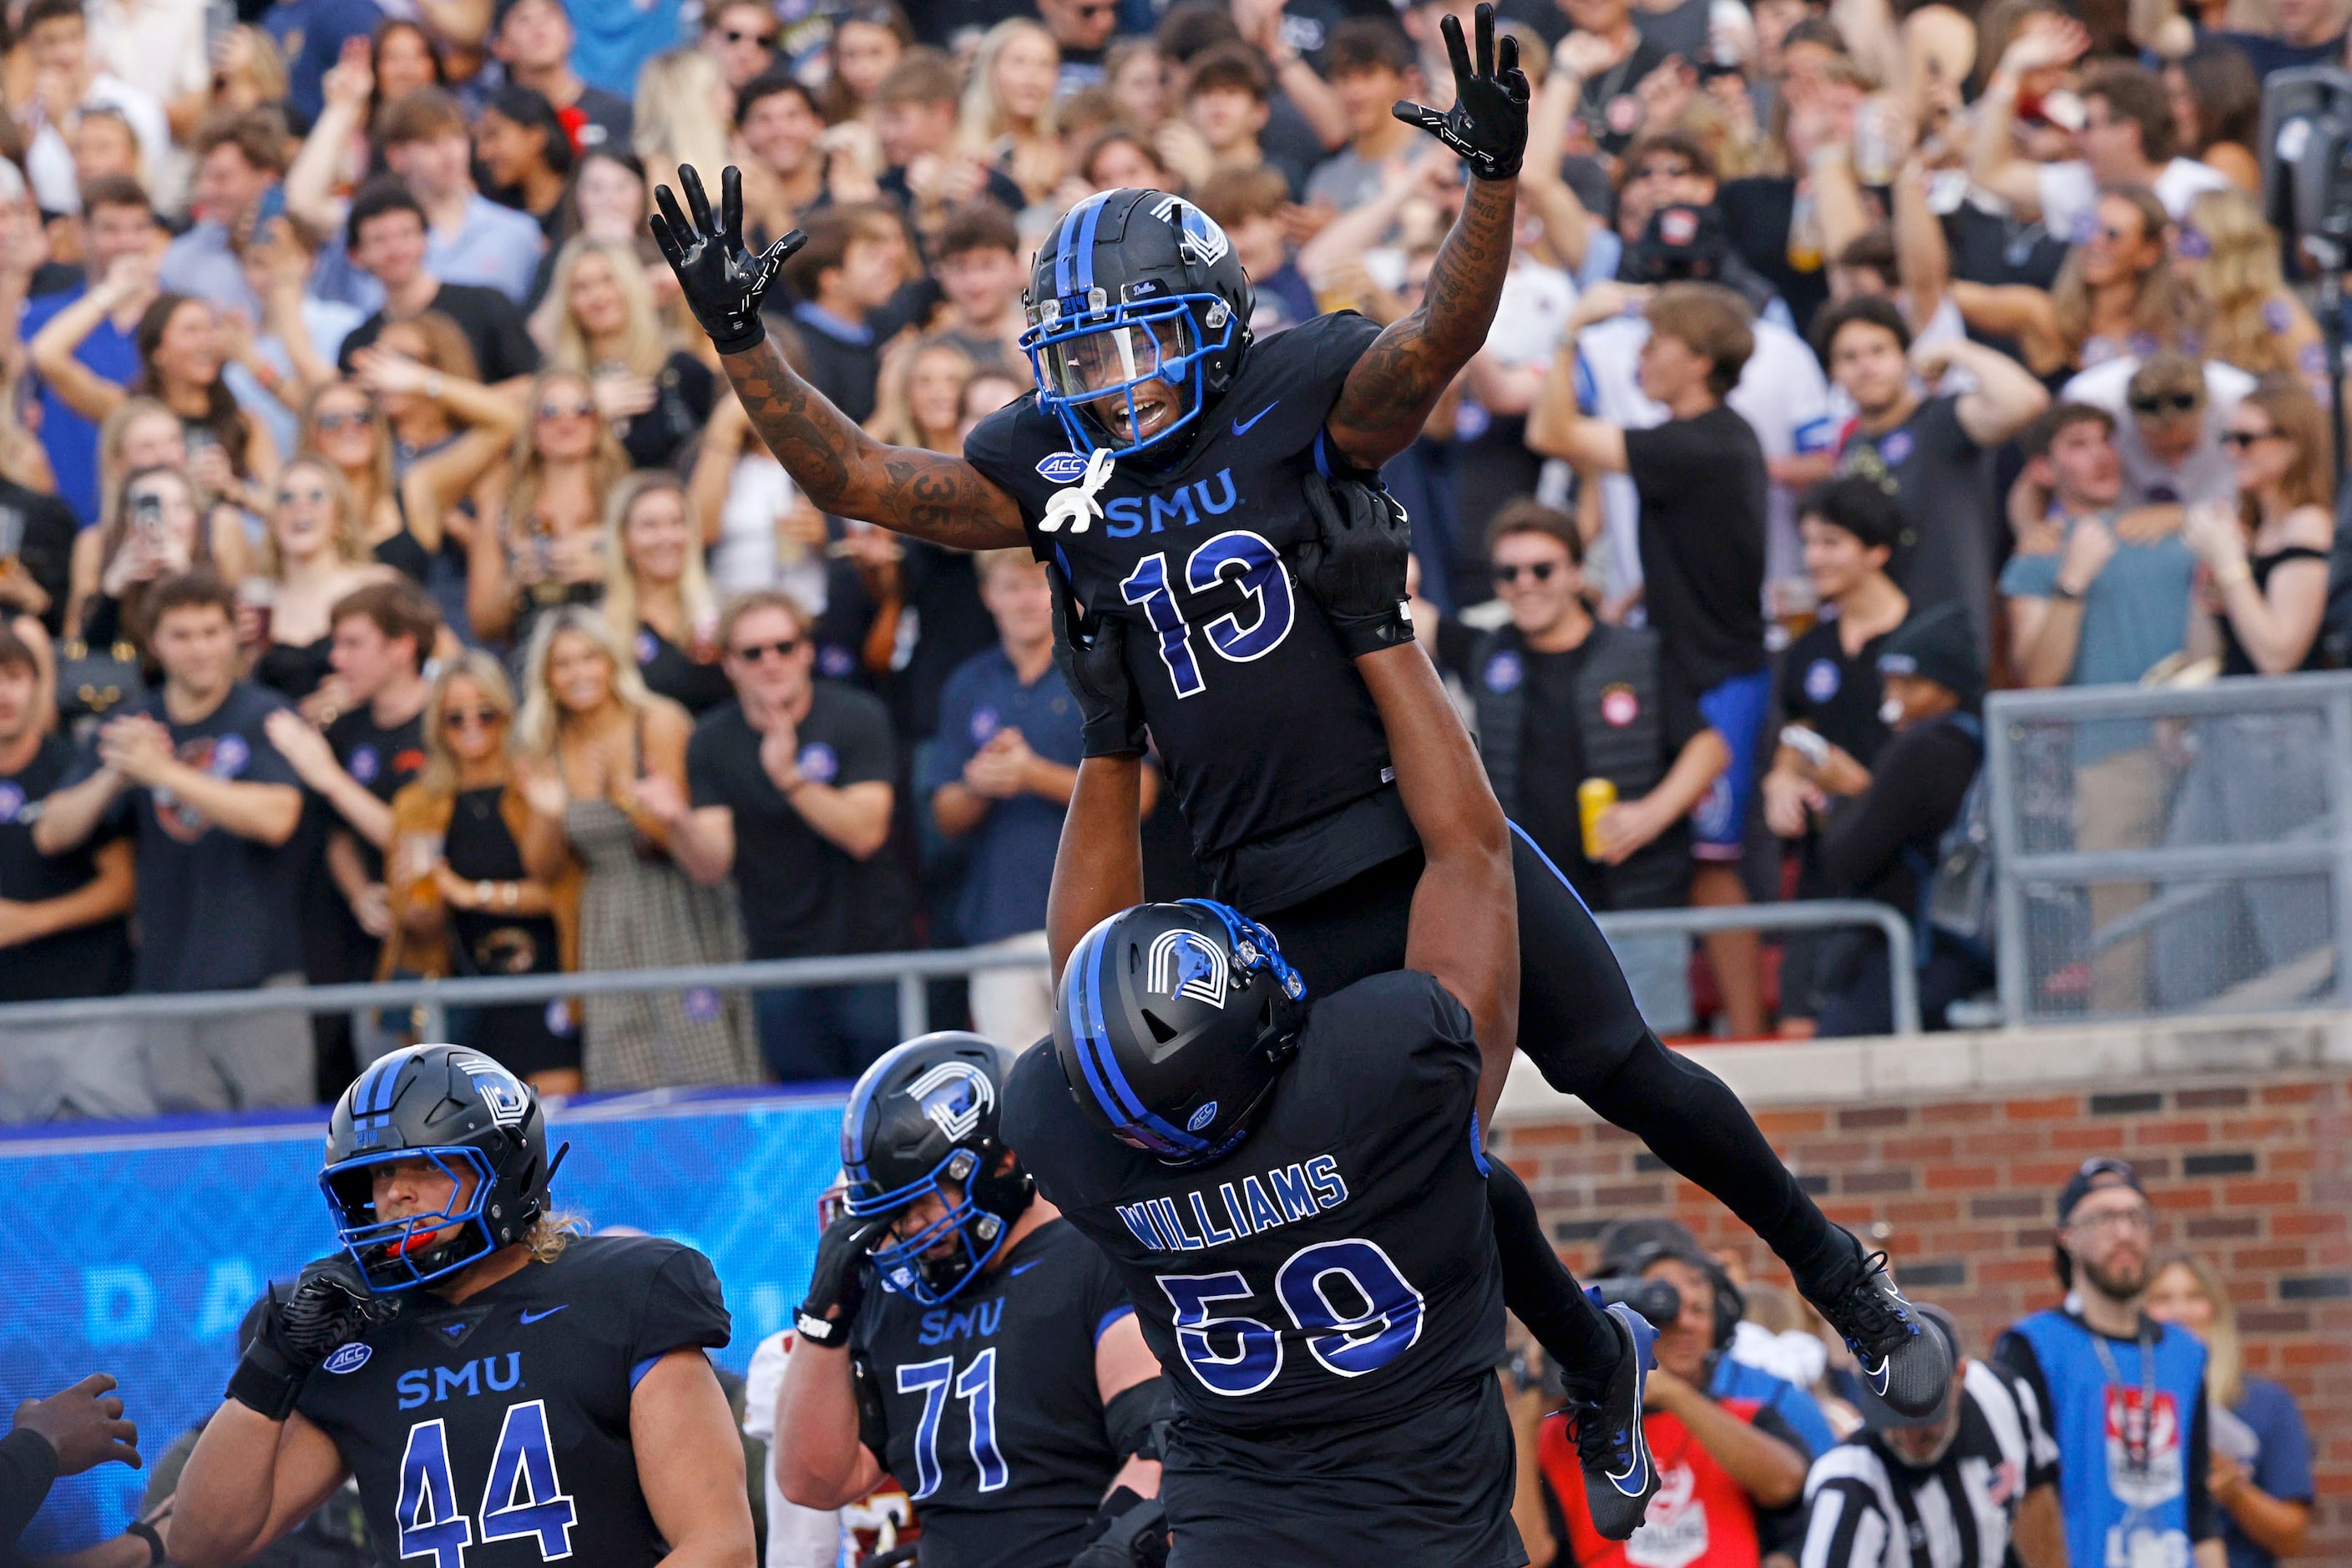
[1098,470,1241,539]
[1116,1154,1348,1253]
[917,1297,1006,1347]
[397,1353,524,1409]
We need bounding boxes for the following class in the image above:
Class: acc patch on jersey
[323,1343,372,1374]
[1036,452,1094,483]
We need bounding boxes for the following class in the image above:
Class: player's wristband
[794,1309,851,1348]
[125,1520,165,1565]
[1328,600,1414,660]
[225,1339,307,1422]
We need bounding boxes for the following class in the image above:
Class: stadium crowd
[0,0,2344,1115]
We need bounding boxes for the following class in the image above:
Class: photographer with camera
[1522,1219,1816,1567]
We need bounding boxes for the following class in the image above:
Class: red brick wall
[1493,1070,2352,1555]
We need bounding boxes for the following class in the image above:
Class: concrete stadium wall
[1489,1014,2352,1557]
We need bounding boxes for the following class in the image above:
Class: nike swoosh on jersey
[518,1305,569,1324]
[1232,402,1278,435]
[1009,1261,1042,1276]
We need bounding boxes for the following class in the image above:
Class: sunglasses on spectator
[2127,392,2199,416]
[315,408,377,432]
[442,707,505,731]
[538,399,596,420]
[731,636,804,662]
[2221,427,2281,449]
[1065,2,1116,17]
[720,26,777,45]
[1492,561,1560,584]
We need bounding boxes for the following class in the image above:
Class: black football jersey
[1003,969,1505,1432]
[964,313,1414,908]
[852,1218,1135,1568]
[294,1235,731,1568]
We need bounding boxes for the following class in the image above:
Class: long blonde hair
[600,471,716,647]
[261,458,372,578]
[2188,188,2300,380]
[2152,1250,2243,1409]
[2051,186,2206,362]
[633,48,734,198]
[417,649,518,797]
[513,604,660,756]
[298,380,396,517]
[547,238,670,381]
[870,336,975,453]
[959,18,1059,151]
[505,371,630,548]
[97,397,186,533]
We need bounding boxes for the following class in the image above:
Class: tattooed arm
[652,164,1027,550]
[719,336,1028,549]
[1323,3,1528,470]
[1323,175,1518,471]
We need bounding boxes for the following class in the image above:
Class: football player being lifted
[780,1032,1172,1568]
[169,1044,756,1568]
[648,0,1947,1461]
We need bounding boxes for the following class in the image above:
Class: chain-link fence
[1985,672,2352,1024]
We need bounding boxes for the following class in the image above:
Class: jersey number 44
[396,1399,577,1565]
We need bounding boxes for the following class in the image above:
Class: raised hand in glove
[1050,564,1148,758]
[228,1255,400,1420]
[1392,3,1530,182]
[649,165,805,356]
[1070,1488,1170,1568]
[796,1211,891,1348]
[1295,472,1414,658]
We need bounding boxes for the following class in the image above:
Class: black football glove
[227,1255,399,1420]
[1295,472,1414,658]
[1392,3,1530,182]
[796,1211,890,1348]
[1070,1487,1170,1568]
[649,164,804,356]
[1050,564,1149,758]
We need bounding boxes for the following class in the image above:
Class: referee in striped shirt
[1798,1304,2067,1568]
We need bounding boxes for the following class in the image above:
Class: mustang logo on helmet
[1150,928,1231,1009]
[906,1060,996,1144]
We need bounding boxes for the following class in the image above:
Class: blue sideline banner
[0,1088,847,1550]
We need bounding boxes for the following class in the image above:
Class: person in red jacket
[1530,1220,1813,1567]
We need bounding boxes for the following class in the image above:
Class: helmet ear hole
[1141,1009,1179,1045]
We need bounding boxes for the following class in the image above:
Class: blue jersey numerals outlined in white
[1158,1237,1425,1395]
[1119,529,1295,699]
[396,1399,579,1565]
[895,1348,1010,1500]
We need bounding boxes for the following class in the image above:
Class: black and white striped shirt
[1798,1359,2061,1568]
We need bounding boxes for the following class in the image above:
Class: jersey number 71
[396,1400,577,1565]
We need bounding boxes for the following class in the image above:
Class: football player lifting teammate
[169,1044,755,1568]
[648,0,1947,1467]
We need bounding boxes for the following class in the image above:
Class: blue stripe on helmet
[1080,923,1150,1122]
[371,1051,405,1112]
[1064,926,1128,1130]
[1073,190,1110,294]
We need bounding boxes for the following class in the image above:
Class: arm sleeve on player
[850,1351,890,1458]
[1102,1377,1174,1460]
[631,1244,734,1370]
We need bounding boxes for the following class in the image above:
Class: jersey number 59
[1120,530,1294,699]
[1158,1237,1424,1395]
[397,1400,577,1565]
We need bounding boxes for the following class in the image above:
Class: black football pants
[1256,825,1845,1291]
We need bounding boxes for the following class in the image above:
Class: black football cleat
[1566,1297,1660,1540]
[1813,1247,1954,1418]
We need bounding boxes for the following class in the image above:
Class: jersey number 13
[1120,530,1293,699]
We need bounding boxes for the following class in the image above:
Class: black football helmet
[841,1033,1035,1306]
[320,1044,558,1292]
[1019,187,1255,462]
[1053,899,1308,1166]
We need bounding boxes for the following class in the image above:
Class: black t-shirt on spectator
[1778,615,1899,767]
[68,681,307,992]
[1834,396,1997,664]
[566,84,635,153]
[0,481,78,638]
[617,351,718,470]
[781,304,885,426]
[0,733,132,1001]
[336,282,544,384]
[686,684,908,958]
[326,703,428,882]
[1623,402,1769,692]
